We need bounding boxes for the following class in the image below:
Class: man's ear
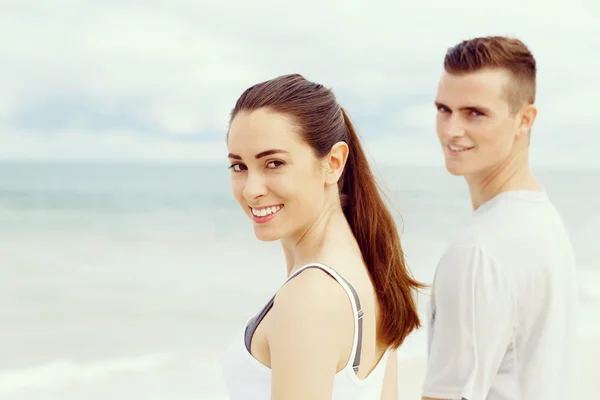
[517,103,538,139]
[323,141,349,186]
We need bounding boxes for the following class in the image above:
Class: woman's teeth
[251,205,283,217]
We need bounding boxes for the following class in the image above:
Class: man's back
[423,190,578,399]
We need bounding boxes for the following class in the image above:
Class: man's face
[434,68,524,177]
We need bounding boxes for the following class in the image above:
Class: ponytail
[339,107,424,349]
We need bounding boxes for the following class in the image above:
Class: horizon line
[0,158,599,171]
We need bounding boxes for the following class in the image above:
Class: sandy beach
[1,334,596,399]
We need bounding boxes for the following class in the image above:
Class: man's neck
[466,148,541,210]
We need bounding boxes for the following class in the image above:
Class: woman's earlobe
[327,169,343,186]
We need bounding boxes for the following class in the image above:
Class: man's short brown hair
[444,36,536,113]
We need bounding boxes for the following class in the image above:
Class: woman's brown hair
[229,74,425,349]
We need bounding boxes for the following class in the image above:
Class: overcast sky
[1,0,599,167]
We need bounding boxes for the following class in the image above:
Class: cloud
[391,103,437,134]
[0,128,228,164]
[1,0,599,166]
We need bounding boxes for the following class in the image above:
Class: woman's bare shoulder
[273,266,352,318]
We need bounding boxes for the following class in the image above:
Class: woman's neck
[281,203,350,277]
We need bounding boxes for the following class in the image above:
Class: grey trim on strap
[243,264,364,375]
[244,293,275,352]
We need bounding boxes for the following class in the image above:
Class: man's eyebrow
[461,105,492,114]
[434,101,491,114]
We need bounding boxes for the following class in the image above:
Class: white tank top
[222,263,390,399]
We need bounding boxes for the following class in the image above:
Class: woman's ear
[324,141,349,186]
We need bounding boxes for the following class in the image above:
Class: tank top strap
[243,263,363,375]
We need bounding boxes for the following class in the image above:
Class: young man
[422,36,578,400]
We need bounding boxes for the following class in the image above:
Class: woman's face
[227,108,328,242]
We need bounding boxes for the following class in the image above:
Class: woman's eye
[266,160,284,169]
[229,163,246,172]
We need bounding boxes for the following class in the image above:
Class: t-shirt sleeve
[422,242,515,400]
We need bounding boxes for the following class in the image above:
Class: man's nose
[443,117,466,138]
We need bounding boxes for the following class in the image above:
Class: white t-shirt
[422,190,578,400]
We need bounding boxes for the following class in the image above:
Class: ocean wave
[0,353,174,394]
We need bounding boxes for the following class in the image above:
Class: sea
[1,162,598,399]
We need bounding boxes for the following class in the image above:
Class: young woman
[222,74,424,399]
